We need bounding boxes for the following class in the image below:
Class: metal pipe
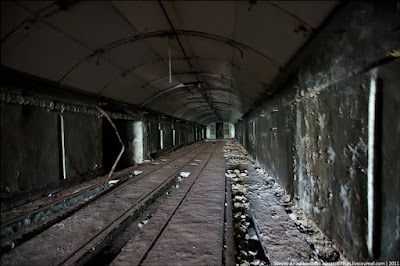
[367,71,377,259]
[60,113,67,180]
[168,38,172,83]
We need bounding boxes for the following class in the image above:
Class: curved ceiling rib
[139,81,251,108]
[146,90,244,123]
[97,57,245,95]
[130,71,242,91]
[140,78,249,103]
[266,2,314,30]
[105,30,280,66]
[170,87,254,110]
[98,56,266,101]
[1,1,339,125]
[140,83,186,107]
[59,30,280,85]
[183,101,243,113]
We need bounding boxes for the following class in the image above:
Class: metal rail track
[0,141,206,254]
[75,141,223,266]
[1,141,219,265]
[61,143,218,265]
[110,141,229,266]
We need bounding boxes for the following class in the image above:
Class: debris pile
[227,168,268,266]
[254,168,346,262]
[223,140,347,264]
[257,169,345,263]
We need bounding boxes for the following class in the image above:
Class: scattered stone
[249,250,257,256]
[240,250,248,257]
[108,180,119,185]
[232,178,241,183]
[235,195,245,201]
[234,202,244,209]
[226,173,237,178]
[250,259,261,265]
[179,172,190,178]
[223,140,346,266]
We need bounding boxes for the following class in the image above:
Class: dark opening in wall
[216,122,224,139]
[102,118,128,173]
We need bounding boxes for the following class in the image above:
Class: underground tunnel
[0,1,399,265]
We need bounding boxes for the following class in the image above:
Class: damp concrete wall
[1,101,204,195]
[142,121,202,159]
[377,59,400,260]
[236,1,399,261]
[1,97,203,197]
[0,103,104,193]
[1,104,61,193]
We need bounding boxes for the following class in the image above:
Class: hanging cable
[168,37,172,83]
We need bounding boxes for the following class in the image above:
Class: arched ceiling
[1,0,339,125]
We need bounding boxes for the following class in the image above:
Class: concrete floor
[1,140,349,265]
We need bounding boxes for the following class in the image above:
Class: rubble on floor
[226,168,269,266]
[223,140,347,265]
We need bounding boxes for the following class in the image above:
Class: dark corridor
[0,1,399,265]
[216,122,224,139]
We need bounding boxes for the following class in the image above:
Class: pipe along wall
[236,1,399,261]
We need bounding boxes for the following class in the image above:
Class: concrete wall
[1,103,203,194]
[378,59,400,260]
[236,1,399,261]
[141,121,201,159]
[1,104,61,192]
[0,104,104,193]
[206,122,216,139]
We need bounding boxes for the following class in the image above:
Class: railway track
[1,141,232,265]
[110,141,227,266]
[1,141,206,254]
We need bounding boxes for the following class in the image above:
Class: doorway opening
[216,122,224,139]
